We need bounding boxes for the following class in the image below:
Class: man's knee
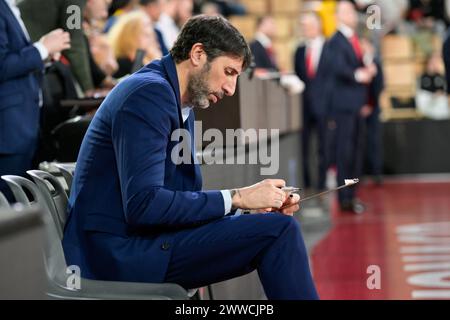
[260,213,301,238]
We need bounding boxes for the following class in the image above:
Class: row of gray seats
[0,165,189,300]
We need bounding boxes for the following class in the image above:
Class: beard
[186,61,213,109]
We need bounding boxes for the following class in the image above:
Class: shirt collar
[5,0,16,7]
[255,32,272,48]
[338,24,355,38]
[181,106,192,123]
[306,36,325,48]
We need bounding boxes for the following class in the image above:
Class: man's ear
[189,43,206,67]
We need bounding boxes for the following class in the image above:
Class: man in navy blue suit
[294,13,332,192]
[62,15,318,300]
[0,0,70,201]
[327,1,378,214]
[250,16,279,72]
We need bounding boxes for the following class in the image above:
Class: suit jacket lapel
[161,54,185,129]
[161,54,202,189]
[2,0,30,44]
[338,31,360,65]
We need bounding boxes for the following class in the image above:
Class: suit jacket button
[161,242,170,250]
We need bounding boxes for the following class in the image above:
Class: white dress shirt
[338,23,355,39]
[255,32,272,49]
[305,36,325,74]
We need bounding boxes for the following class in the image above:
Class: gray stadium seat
[0,204,47,299]
[53,163,75,193]
[0,191,9,209]
[27,170,68,239]
[1,175,188,300]
[2,175,63,239]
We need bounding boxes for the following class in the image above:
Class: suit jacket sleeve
[0,18,43,83]
[294,46,305,81]
[112,82,225,229]
[370,59,385,103]
[61,0,93,91]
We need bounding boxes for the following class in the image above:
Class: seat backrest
[2,175,64,239]
[51,116,92,162]
[0,175,70,289]
[53,163,75,194]
[0,191,9,209]
[27,170,68,237]
[0,204,47,299]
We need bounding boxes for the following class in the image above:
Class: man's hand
[360,104,373,118]
[39,29,71,56]
[366,63,378,78]
[231,179,287,210]
[278,193,301,216]
[355,67,373,84]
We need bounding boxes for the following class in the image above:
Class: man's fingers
[290,193,300,203]
[266,179,286,188]
[281,205,299,215]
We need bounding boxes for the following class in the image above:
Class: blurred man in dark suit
[359,38,385,185]
[0,0,70,200]
[250,16,279,72]
[443,28,450,106]
[328,1,377,213]
[294,13,332,193]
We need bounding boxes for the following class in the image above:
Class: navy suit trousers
[331,113,364,204]
[162,213,319,300]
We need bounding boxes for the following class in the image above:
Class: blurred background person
[156,0,180,49]
[359,38,385,185]
[84,0,118,89]
[194,0,246,17]
[176,0,193,28]
[250,16,279,72]
[139,0,169,55]
[18,0,94,94]
[108,11,162,78]
[200,1,221,16]
[416,52,449,120]
[89,34,119,82]
[0,0,70,201]
[294,13,332,194]
[444,27,450,107]
[327,1,377,214]
[104,0,138,32]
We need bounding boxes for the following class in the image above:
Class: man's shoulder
[116,65,174,101]
[328,31,345,43]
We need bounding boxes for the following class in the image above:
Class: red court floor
[310,177,450,300]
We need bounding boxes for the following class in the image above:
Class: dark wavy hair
[170,15,252,71]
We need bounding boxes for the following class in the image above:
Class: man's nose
[223,78,237,96]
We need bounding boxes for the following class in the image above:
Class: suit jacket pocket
[83,213,129,238]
